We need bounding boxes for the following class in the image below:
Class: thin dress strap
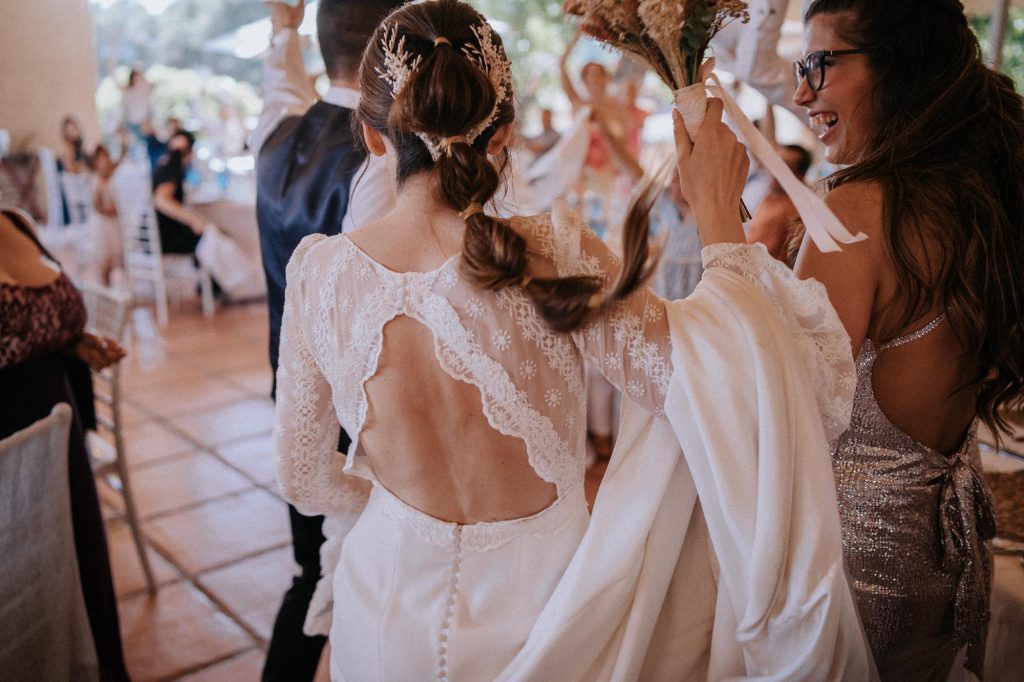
[1,208,56,261]
[878,312,947,351]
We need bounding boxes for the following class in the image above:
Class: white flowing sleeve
[498,238,870,681]
[700,241,856,441]
[273,234,370,518]
[544,203,673,416]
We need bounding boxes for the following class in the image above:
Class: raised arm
[590,106,644,179]
[251,0,319,157]
[560,30,586,113]
[274,235,369,517]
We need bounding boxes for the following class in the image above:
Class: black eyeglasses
[792,48,881,92]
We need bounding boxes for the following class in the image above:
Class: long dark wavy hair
[806,0,1024,435]
[356,0,653,333]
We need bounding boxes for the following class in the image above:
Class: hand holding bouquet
[565,0,751,217]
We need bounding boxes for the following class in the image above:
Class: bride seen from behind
[273,1,871,678]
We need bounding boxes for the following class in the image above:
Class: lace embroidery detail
[274,234,370,518]
[702,242,856,441]
[520,360,537,379]
[424,293,580,491]
[439,268,458,289]
[496,288,584,398]
[492,330,512,351]
[466,297,485,318]
[516,214,557,260]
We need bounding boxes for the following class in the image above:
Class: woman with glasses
[792,0,1024,678]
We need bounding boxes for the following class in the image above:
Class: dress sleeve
[699,241,857,441]
[541,204,674,416]
[273,234,369,517]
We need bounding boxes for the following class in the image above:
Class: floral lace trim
[702,242,856,441]
[321,240,581,496]
[425,292,580,492]
[375,481,587,552]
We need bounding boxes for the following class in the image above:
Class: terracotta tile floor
[104,297,607,680]
[100,300,332,681]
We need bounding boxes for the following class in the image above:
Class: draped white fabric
[497,250,874,680]
[292,231,874,678]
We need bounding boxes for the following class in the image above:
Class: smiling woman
[792,0,1024,679]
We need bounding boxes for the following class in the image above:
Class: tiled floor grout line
[112,309,286,679]
[156,647,262,682]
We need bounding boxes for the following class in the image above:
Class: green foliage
[969,9,1024,91]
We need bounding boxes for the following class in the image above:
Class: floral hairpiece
[376,21,513,161]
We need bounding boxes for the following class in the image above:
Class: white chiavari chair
[111,162,214,326]
[80,283,157,593]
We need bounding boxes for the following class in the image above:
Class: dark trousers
[262,420,352,681]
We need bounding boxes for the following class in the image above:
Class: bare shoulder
[823,181,885,239]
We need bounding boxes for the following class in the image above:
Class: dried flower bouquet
[565,0,751,215]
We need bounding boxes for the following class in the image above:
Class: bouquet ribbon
[675,60,867,253]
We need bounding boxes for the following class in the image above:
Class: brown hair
[357,0,653,333]
[806,0,1024,436]
[317,0,403,81]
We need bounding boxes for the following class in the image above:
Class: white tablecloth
[193,199,265,301]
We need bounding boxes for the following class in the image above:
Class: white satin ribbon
[674,59,867,253]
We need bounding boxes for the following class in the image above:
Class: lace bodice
[274,205,673,518]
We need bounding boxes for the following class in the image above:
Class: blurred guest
[651,169,703,301]
[144,117,182,171]
[120,68,153,142]
[561,33,614,187]
[56,116,92,226]
[621,78,649,159]
[152,130,209,256]
[90,145,123,284]
[747,143,811,264]
[251,0,400,679]
[0,208,128,681]
[211,104,248,158]
[524,109,560,157]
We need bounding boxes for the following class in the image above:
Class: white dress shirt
[251,28,395,233]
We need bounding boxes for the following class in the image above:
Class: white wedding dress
[273,202,873,680]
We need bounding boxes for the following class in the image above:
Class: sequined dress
[832,315,996,680]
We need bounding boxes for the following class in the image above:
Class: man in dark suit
[252,1,398,679]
